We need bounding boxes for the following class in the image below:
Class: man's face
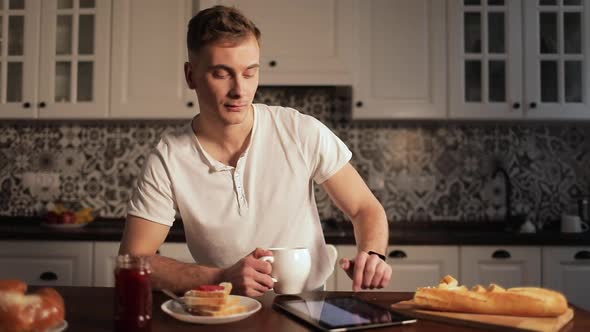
[185,35,260,126]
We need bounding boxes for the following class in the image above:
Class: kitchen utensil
[391,300,574,332]
[161,289,189,312]
[561,214,589,233]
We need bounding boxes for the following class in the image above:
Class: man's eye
[244,70,257,79]
[212,70,229,78]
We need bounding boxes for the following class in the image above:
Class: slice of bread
[185,282,232,298]
[187,302,248,317]
[183,282,247,317]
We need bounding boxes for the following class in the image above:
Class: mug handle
[582,222,589,232]
[259,256,278,283]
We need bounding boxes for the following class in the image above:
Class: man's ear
[184,62,196,89]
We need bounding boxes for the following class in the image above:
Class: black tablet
[273,296,417,332]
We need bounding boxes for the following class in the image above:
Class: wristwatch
[368,250,386,261]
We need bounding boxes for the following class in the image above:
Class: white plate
[41,222,90,229]
[49,320,68,332]
[161,296,261,324]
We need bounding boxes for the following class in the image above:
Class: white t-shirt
[127,104,352,290]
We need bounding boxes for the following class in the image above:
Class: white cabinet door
[0,0,40,118]
[199,0,354,85]
[448,0,523,119]
[0,240,93,286]
[110,0,198,118]
[523,0,590,119]
[335,245,459,292]
[542,246,590,311]
[158,242,195,263]
[460,246,541,288]
[353,0,446,119]
[37,0,111,118]
[93,241,120,287]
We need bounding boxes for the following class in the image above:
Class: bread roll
[0,279,65,332]
[413,275,568,317]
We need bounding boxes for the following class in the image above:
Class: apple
[61,211,76,224]
[46,211,60,224]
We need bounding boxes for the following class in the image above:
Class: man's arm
[119,215,274,295]
[321,163,391,291]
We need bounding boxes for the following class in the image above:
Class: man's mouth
[225,104,247,111]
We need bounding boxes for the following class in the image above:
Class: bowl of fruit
[42,203,97,229]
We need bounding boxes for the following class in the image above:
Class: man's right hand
[220,248,275,297]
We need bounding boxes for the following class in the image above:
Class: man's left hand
[339,251,392,292]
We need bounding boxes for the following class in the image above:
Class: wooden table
[54,287,590,331]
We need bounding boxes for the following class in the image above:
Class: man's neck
[192,105,254,166]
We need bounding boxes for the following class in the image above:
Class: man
[119,5,391,297]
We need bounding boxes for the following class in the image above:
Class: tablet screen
[274,296,417,331]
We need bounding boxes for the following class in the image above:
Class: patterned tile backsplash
[1,87,589,227]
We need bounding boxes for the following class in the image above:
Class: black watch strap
[368,250,386,261]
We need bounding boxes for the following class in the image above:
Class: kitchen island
[48,286,590,331]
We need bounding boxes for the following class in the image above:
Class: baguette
[413,275,568,317]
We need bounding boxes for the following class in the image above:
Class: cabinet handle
[574,251,590,260]
[39,271,58,281]
[156,250,160,255]
[529,102,537,109]
[269,60,277,67]
[491,249,511,259]
[38,101,46,108]
[388,250,407,259]
[355,101,363,108]
[186,101,194,108]
[512,102,520,109]
[23,102,31,109]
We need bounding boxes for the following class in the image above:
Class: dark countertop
[1,217,589,245]
[42,286,590,332]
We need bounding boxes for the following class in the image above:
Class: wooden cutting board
[390,300,574,332]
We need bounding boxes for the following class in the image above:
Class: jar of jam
[114,255,152,332]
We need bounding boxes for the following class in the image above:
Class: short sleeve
[126,143,176,226]
[297,114,352,184]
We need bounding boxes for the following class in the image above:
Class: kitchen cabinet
[92,241,119,287]
[335,245,459,292]
[0,240,93,286]
[542,246,590,311]
[460,246,542,288]
[0,0,111,119]
[449,0,590,119]
[352,0,447,119]
[110,0,198,118]
[94,241,196,287]
[198,0,355,86]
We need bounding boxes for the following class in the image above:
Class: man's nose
[229,77,244,98]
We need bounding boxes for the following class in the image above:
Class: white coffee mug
[561,214,589,233]
[259,247,311,295]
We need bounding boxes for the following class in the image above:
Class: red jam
[195,285,224,291]
[114,255,152,332]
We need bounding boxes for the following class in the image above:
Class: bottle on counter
[114,255,152,332]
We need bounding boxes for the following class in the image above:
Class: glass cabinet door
[449,0,523,118]
[37,0,110,118]
[524,0,590,118]
[0,0,40,118]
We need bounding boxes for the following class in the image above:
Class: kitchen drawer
[335,245,459,292]
[0,241,93,286]
[460,246,541,288]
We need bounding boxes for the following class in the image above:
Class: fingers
[348,252,393,291]
[369,260,392,289]
[362,255,379,289]
[252,247,272,259]
[352,252,368,292]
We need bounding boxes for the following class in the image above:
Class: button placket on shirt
[233,157,248,214]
